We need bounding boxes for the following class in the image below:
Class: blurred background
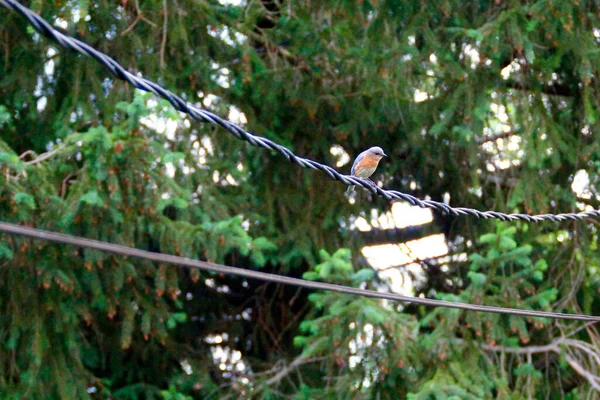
[1,0,600,398]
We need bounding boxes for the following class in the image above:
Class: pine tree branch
[454,335,600,392]
[564,354,600,391]
[354,223,440,247]
[476,340,560,354]
[503,80,575,97]
[21,145,66,165]
[253,339,327,391]
[159,0,167,68]
[264,353,323,386]
[375,253,467,271]
[475,131,517,144]
[482,173,519,188]
[246,30,309,71]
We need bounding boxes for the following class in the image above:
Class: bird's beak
[382,153,387,157]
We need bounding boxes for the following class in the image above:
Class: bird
[346,146,387,193]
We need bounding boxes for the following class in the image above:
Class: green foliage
[13,192,36,209]
[413,224,557,398]
[160,384,193,400]
[294,249,420,395]
[2,0,600,398]
[0,92,274,398]
[302,248,355,280]
[0,242,14,259]
[0,106,12,127]
[407,364,488,400]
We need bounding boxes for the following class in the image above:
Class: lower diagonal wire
[0,221,598,322]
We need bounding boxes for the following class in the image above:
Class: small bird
[346,146,387,192]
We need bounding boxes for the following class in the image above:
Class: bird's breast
[354,166,377,178]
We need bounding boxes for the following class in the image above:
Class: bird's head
[366,146,387,160]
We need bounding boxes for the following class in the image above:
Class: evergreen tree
[1,0,600,398]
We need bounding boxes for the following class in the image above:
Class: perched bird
[346,146,387,192]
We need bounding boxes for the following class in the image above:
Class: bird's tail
[346,185,355,193]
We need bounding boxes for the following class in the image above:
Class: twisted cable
[2,0,599,222]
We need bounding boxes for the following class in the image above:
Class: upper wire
[1,0,599,223]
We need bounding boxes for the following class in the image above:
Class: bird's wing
[351,153,365,175]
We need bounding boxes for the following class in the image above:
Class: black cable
[1,0,598,223]
[0,221,598,322]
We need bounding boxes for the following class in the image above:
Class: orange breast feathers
[358,154,381,169]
